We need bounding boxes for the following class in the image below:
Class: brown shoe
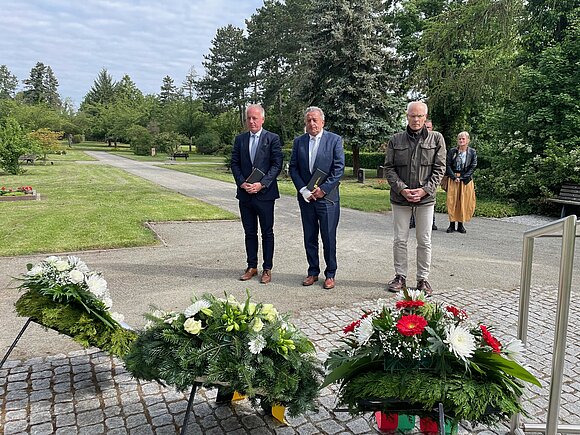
[302,275,319,286]
[323,277,335,289]
[417,279,433,297]
[239,267,258,281]
[260,269,271,284]
[387,274,406,293]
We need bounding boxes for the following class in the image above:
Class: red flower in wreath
[396,314,428,336]
[480,325,502,353]
[396,299,425,310]
[446,305,468,320]
[343,312,370,334]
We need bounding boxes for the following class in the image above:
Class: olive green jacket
[384,127,446,206]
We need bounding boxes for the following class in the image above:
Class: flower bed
[0,186,39,201]
[323,290,540,427]
[123,292,323,417]
[15,256,136,357]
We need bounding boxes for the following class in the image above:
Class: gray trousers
[392,203,434,281]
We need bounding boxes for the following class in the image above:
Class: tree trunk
[189,136,192,152]
[352,145,360,176]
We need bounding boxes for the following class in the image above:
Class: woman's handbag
[441,176,449,192]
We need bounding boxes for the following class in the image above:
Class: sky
[0,0,264,108]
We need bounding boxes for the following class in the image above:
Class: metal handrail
[511,215,578,435]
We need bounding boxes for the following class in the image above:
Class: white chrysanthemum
[67,256,90,273]
[356,316,375,345]
[248,335,267,354]
[406,289,423,300]
[504,339,525,363]
[54,260,70,272]
[184,300,211,318]
[444,324,476,360]
[26,265,44,277]
[183,318,203,335]
[45,256,60,264]
[68,269,85,284]
[86,274,108,297]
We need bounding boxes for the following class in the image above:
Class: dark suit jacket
[231,129,283,202]
[289,130,345,202]
[446,146,477,184]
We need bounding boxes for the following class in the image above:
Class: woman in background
[446,131,477,234]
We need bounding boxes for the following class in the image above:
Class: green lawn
[0,162,235,256]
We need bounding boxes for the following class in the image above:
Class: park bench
[18,154,37,165]
[547,183,580,217]
[171,152,189,160]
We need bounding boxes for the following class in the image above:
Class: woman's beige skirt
[446,180,476,222]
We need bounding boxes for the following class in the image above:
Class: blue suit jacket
[289,130,345,202]
[231,129,283,202]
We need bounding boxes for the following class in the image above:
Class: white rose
[54,260,70,272]
[261,304,278,322]
[183,318,203,335]
[68,269,84,284]
[250,317,264,332]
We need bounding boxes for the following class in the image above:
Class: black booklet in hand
[307,168,328,191]
[246,167,265,183]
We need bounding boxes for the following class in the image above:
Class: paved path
[1,152,579,434]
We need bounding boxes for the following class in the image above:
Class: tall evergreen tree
[196,25,249,127]
[159,75,180,103]
[22,62,61,108]
[300,0,403,172]
[0,65,18,99]
[82,68,117,107]
[115,74,143,104]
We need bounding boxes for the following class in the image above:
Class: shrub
[0,117,37,174]
[72,134,85,144]
[127,125,154,156]
[344,151,385,169]
[155,132,187,154]
[196,130,223,155]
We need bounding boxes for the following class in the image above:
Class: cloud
[0,0,263,107]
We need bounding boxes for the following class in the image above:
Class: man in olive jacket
[384,101,446,296]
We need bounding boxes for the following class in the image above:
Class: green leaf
[474,352,541,387]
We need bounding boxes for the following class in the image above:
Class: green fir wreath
[123,292,323,417]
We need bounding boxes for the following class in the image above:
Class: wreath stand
[1,318,288,434]
[181,379,287,435]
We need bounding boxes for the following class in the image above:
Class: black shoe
[446,223,455,233]
[457,223,466,234]
[409,222,416,229]
[432,224,438,231]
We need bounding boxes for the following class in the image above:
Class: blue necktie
[250,134,257,164]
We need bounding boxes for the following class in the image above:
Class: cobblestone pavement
[1,283,578,435]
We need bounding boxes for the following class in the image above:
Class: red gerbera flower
[480,325,502,353]
[396,300,425,310]
[396,314,428,336]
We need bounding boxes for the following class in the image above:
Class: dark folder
[307,168,328,191]
[246,167,265,183]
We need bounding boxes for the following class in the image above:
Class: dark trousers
[239,198,275,270]
[298,198,340,278]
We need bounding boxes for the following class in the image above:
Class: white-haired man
[384,101,446,296]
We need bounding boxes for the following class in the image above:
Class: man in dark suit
[231,104,283,284]
[289,107,345,289]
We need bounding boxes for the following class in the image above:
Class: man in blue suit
[231,104,283,284]
[289,107,345,289]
